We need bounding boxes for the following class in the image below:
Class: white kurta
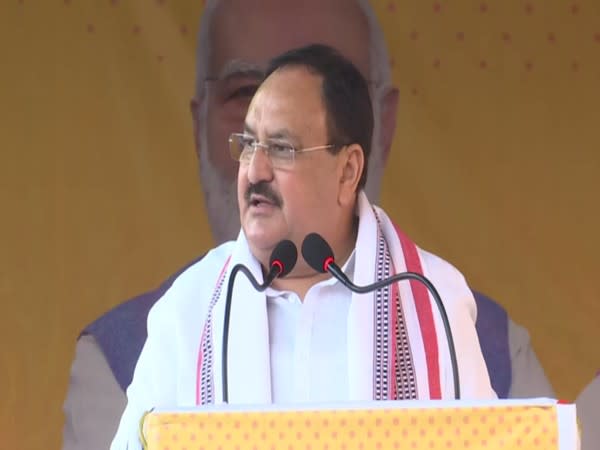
[266,251,355,403]
[111,193,495,449]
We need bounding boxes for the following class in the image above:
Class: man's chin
[244,230,286,258]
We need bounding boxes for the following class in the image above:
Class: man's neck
[270,270,333,301]
[268,218,358,301]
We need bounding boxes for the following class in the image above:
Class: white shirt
[266,252,355,403]
[111,205,499,449]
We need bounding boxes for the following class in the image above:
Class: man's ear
[378,86,399,165]
[190,95,204,161]
[339,144,365,206]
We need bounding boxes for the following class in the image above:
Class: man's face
[238,67,349,271]
[193,0,374,244]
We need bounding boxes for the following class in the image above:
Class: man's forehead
[246,68,327,137]
[207,0,370,81]
[252,67,323,105]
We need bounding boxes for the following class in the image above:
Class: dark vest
[83,258,511,398]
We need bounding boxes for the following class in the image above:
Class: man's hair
[264,44,374,190]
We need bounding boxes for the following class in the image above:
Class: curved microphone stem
[222,264,279,404]
[328,264,460,400]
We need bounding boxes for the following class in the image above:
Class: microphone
[301,232,460,400]
[222,239,298,403]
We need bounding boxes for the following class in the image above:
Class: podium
[141,399,578,449]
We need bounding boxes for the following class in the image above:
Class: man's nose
[247,145,274,184]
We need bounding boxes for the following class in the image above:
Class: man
[62,1,553,449]
[111,43,496,449]
[577,374,599,450]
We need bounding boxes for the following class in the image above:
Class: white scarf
[196,192,453,405]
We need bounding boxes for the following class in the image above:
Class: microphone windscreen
[301,233,334,273]
[269,239,298,278]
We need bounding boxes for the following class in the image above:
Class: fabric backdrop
[1,1,598,448]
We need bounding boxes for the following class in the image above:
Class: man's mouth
[249,194,276,208]
[245,182,282,209]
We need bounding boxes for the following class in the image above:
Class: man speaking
[110,44,495,449]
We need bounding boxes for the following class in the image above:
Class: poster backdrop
[1,1,599,448]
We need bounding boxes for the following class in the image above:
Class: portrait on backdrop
[30,1,600,450]
[60,1,559,449]
[5,0,600,448]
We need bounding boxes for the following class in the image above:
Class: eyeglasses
[229,133,343,168]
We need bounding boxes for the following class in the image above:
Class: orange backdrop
[1,1,599,449]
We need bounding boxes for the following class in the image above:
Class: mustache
[244,181,283,207]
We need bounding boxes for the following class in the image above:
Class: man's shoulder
[82,258,197,338]
[83,241,235,336]
[414,247,471,298]
[416,244,458,273]
[165,242,235,292]
[79,242,235,391]
[147,241,235,316]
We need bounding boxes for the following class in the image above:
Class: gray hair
[193,0,393,98]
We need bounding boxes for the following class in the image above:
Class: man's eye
[227,84,259,101]
[270,144,292,154]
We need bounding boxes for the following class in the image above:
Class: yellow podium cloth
[141,399,578,449]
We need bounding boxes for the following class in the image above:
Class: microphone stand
[221,264,279,404]
[327,264,460,400]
